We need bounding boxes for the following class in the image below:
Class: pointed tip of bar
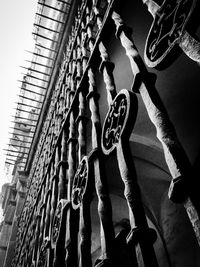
[25,50,33,54]
[17,80,24,84]
[19,65,51,76]
[20,73,48,82]
[5,162,15,165]
[11,115,28,119]
[19,65,30,71]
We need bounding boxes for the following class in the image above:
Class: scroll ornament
[51,199,69,247]
[71,156,89,210]
[144,0,200,68]
[102,89,135,154]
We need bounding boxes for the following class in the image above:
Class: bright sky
[0,1,37,193]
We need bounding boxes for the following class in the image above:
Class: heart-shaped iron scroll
[101,89,137,155]
[144,0,197,68]
[71,156,89,210]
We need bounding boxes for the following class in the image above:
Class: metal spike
[9,138,32,144]
[16,102,41,110]
[35,43,57,53]
[5,159,26,163]
[18,80,47,91]
[14,108,39,115]
[5,161,26,166]
[7,152,27,157]
[35,12,65,24]
[5,162,15,165]
[34,23,60,34]
[20,66,50,76]
[12,115,38,122]
[19,87,45,97]
[5,158,18,161]
[18,86,45,96]
[7,144,30,149]
[21,73,48,83]
[14,111,38,119]
[8,132,33,138]
[9,126,35,134]
[25,50,54,60]
[38,2,67,13]
[56,0,70,4]
[5,155,27,160]
[5,162,18,166]
[5,157,19,161]
[5,162,26,167]
[5,157,20,161]
[32,32,58,43]
[10,121,36,128]
[3,149,29,154]
[4,154,18,158]
[25,60,53,69]
[18,95,43,103]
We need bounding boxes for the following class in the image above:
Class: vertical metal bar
[87,67,115,264]
[85,7,94,53]
[50,147,60,229]
[28,212,37,264]
[80,23,88,72]
[77,93,87,162]
[32,209,42,265]
[37,200,46,262]
[44,175,52,238]
[58,129,68,200]
[76,86,93,267]
[67,113,77,192]
[101,89,158,267]
[99,42,117,105]
[51,134,68,267]
[65,111,79,267]
[93,3,103,32]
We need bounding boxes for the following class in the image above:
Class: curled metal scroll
[144,0,197,68]
[51,199,69,247]
[71,156,89,210]
[101,89,137,155]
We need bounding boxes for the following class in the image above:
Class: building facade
[1,0,200,266]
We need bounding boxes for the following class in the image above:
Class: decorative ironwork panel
[102,89,158,267]
[51,199,69,247]
[71,156,89,210]
[11,1,200,267]
[144,0,199,68]
[102,89,133,155]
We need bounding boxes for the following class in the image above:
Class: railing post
[102,89,158,267]
[87,67,115,266]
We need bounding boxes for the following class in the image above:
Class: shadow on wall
[160,192,200,267]
[94,139,200,266]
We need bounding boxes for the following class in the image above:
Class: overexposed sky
[0,1,37,190]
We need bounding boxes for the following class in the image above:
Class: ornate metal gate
[11,0,200,266]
